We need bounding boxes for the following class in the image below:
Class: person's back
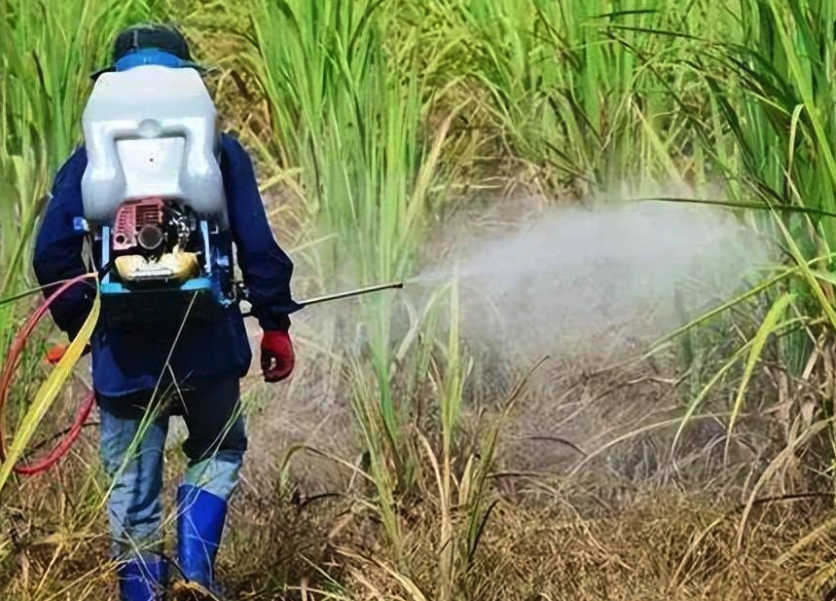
[33,24,297,601]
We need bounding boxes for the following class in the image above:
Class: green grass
[0,0,144,357]
[247,0,458,553]
[658,1,836,447]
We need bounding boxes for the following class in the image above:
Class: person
[32,24,298,601]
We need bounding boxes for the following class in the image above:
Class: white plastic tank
[81,65,228,227]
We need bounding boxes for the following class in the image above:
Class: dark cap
[91,23,204,80]
[112,24,192,63]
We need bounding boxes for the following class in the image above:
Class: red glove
[46,343,70,365]
[45,342,91,365]
[261,330,295,382]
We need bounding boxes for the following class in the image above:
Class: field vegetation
[2,0,836,599]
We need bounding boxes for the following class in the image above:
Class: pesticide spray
[244,195,776,486]
[409,198,773,363]
[391,197,775,479]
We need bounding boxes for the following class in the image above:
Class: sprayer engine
[95,198,234,326]
[111,198,199,285]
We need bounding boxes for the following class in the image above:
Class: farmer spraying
[32,25,297,600]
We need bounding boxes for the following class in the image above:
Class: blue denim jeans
[98,375,246,557]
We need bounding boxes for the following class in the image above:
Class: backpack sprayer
[80,64,234,324]
[0,63,404,477]
[78,64,401,321]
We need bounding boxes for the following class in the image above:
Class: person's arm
[220,134,300,381]
[33,147,97,340]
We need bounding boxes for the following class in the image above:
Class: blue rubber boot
[176,485,228,590]
[117,558,168,601]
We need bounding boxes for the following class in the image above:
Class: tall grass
[247,0,457,527]
[417,0,723,193]
[669,2,835,406]
[246,0,836,585]
[0,0,142,358]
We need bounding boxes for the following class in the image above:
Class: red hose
[0,274,96,476]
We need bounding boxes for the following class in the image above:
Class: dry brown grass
[1,280,825,601]
[218,485,836,600]
[4,481,835,600]
[2,350,835,600]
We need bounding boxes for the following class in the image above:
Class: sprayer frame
[91,214,235,326]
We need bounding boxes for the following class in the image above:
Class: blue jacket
[33,134,300,397]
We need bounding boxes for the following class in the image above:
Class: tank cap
[137,119,162,138]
